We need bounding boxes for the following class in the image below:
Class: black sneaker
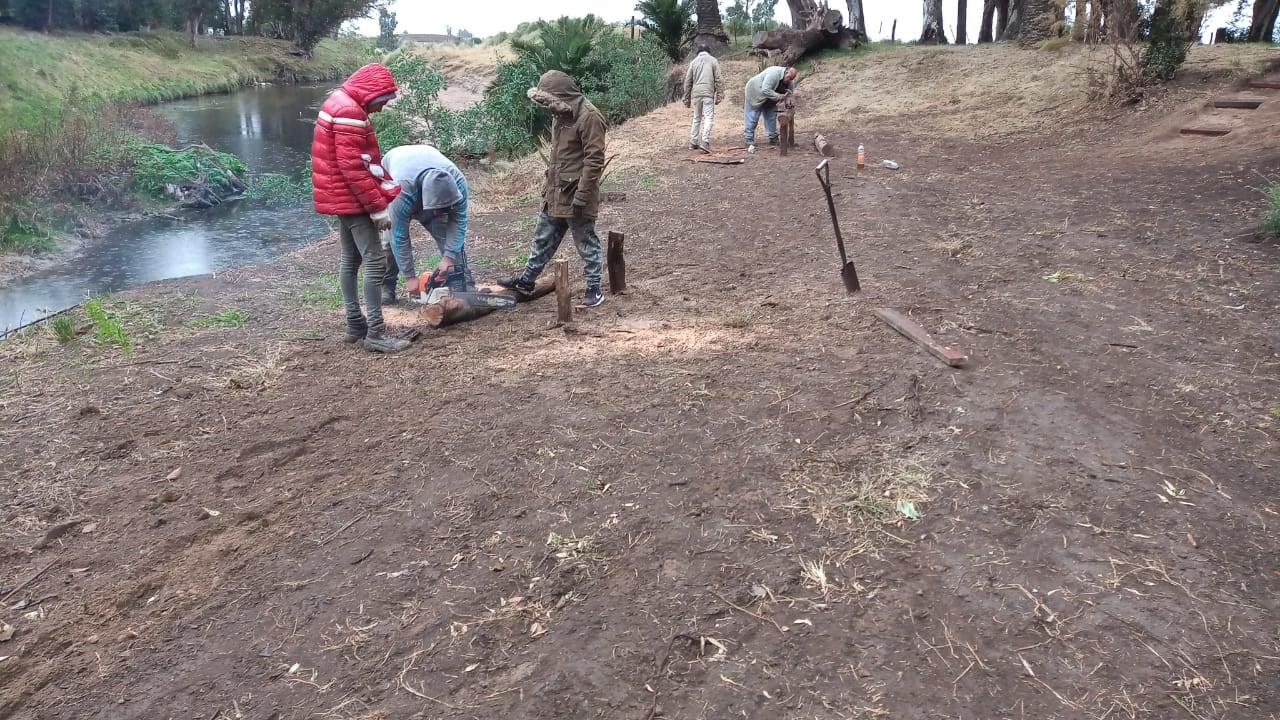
[582,287,604,308]
[497,276,535,294]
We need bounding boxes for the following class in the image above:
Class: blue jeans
[744,102,778,144]
[517,210,603,289]
[384,213,473,292]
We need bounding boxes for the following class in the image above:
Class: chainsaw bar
[412,288,517,309]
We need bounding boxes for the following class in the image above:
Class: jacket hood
[528,70,584,116]
[342,63,398,107]
[419,168,463,210]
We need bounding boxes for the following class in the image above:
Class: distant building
[402,33,461,44]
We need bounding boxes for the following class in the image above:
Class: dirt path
[2,85,1279,720]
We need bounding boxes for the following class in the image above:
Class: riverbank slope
[0,28,378,131]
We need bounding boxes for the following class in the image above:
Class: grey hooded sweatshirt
[383,144,468,279]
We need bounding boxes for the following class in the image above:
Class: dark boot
[363,331,409,353]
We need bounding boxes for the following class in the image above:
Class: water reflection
[1,83,335,332]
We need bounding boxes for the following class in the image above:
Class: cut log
[749,8,859,65]
[554,258,572,323]
[814,133,835,157]
[1212,98,1262,109]
[873,308,967,368]
[607,232,627,295]
[779,114,792,156]
[423,297,496,328]
[1179,127,1231,137]
[1249,80,1280,90]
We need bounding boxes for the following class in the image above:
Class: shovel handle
[815,158,831,188]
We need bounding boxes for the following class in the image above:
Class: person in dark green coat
[498,70,608,308]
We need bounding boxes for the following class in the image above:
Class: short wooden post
[778,115,791,156]
[554,258,572,323]
[607,231,627,295]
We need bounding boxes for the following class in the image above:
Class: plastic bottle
[882,160,900,170]
[856,145,866,170]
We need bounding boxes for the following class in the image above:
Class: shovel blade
[841,263,861,293]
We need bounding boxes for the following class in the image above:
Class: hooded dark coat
[527,70,607,220]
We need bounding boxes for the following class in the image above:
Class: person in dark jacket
[311,62,408,353]
[497,70,608,308]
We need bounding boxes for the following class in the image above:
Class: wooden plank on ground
[1179,127,1231,137]
[1213,98,1262,109]
[873,308,967,368]
[1248,80,1280,90]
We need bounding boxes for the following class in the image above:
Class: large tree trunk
[1071,0,1086,41]
[979,0,997,42]
[750,8,859,65]
[995,0,1011,37]
[1102,0,1140,40]
[694,0,731,55]
[846,0,867,39]
[1247,0,1280,42]
[999,0,1025,40]
[1019,0,1055,45]
[956,0,969,43]
[920,0,947,43]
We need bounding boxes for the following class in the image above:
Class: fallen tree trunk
[750,9,859,66]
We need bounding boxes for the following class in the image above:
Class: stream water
[0,83,336,333]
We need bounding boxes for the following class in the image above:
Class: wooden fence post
[607,231,627,295]
[554,258,572,323]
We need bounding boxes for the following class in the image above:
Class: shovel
[815,158,861,293]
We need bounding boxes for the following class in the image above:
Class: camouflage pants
[518,211,603,289]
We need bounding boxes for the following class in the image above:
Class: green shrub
[130,143,249,200]
[246,173,309,205]
[1264,184,1280,238]
[50,314,77,342]
[376,23,669,161]
[83,297,131,354]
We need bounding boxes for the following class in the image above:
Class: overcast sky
[353,1,1235,45]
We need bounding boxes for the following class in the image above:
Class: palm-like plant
[510,15,609,81]
[635,0,696,62]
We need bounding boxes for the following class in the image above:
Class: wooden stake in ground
[607,231,627,295]
[554,258,572,323]
[873,308,967,367]
[814,133,835,157]
[779,115,792,156]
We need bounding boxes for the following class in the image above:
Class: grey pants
[518,210,603,289]
[337,213,386,334]
[384,213,475,292]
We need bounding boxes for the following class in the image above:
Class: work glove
[370,209,391,232]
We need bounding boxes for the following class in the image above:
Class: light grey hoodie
[383,145,469,278]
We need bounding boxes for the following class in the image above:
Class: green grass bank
[0,28,378,131]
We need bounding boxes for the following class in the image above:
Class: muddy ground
[2,71,1279,720]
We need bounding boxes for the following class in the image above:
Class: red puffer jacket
[311,63,401,216]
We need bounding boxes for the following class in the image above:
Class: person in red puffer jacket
[311,62,409,353]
